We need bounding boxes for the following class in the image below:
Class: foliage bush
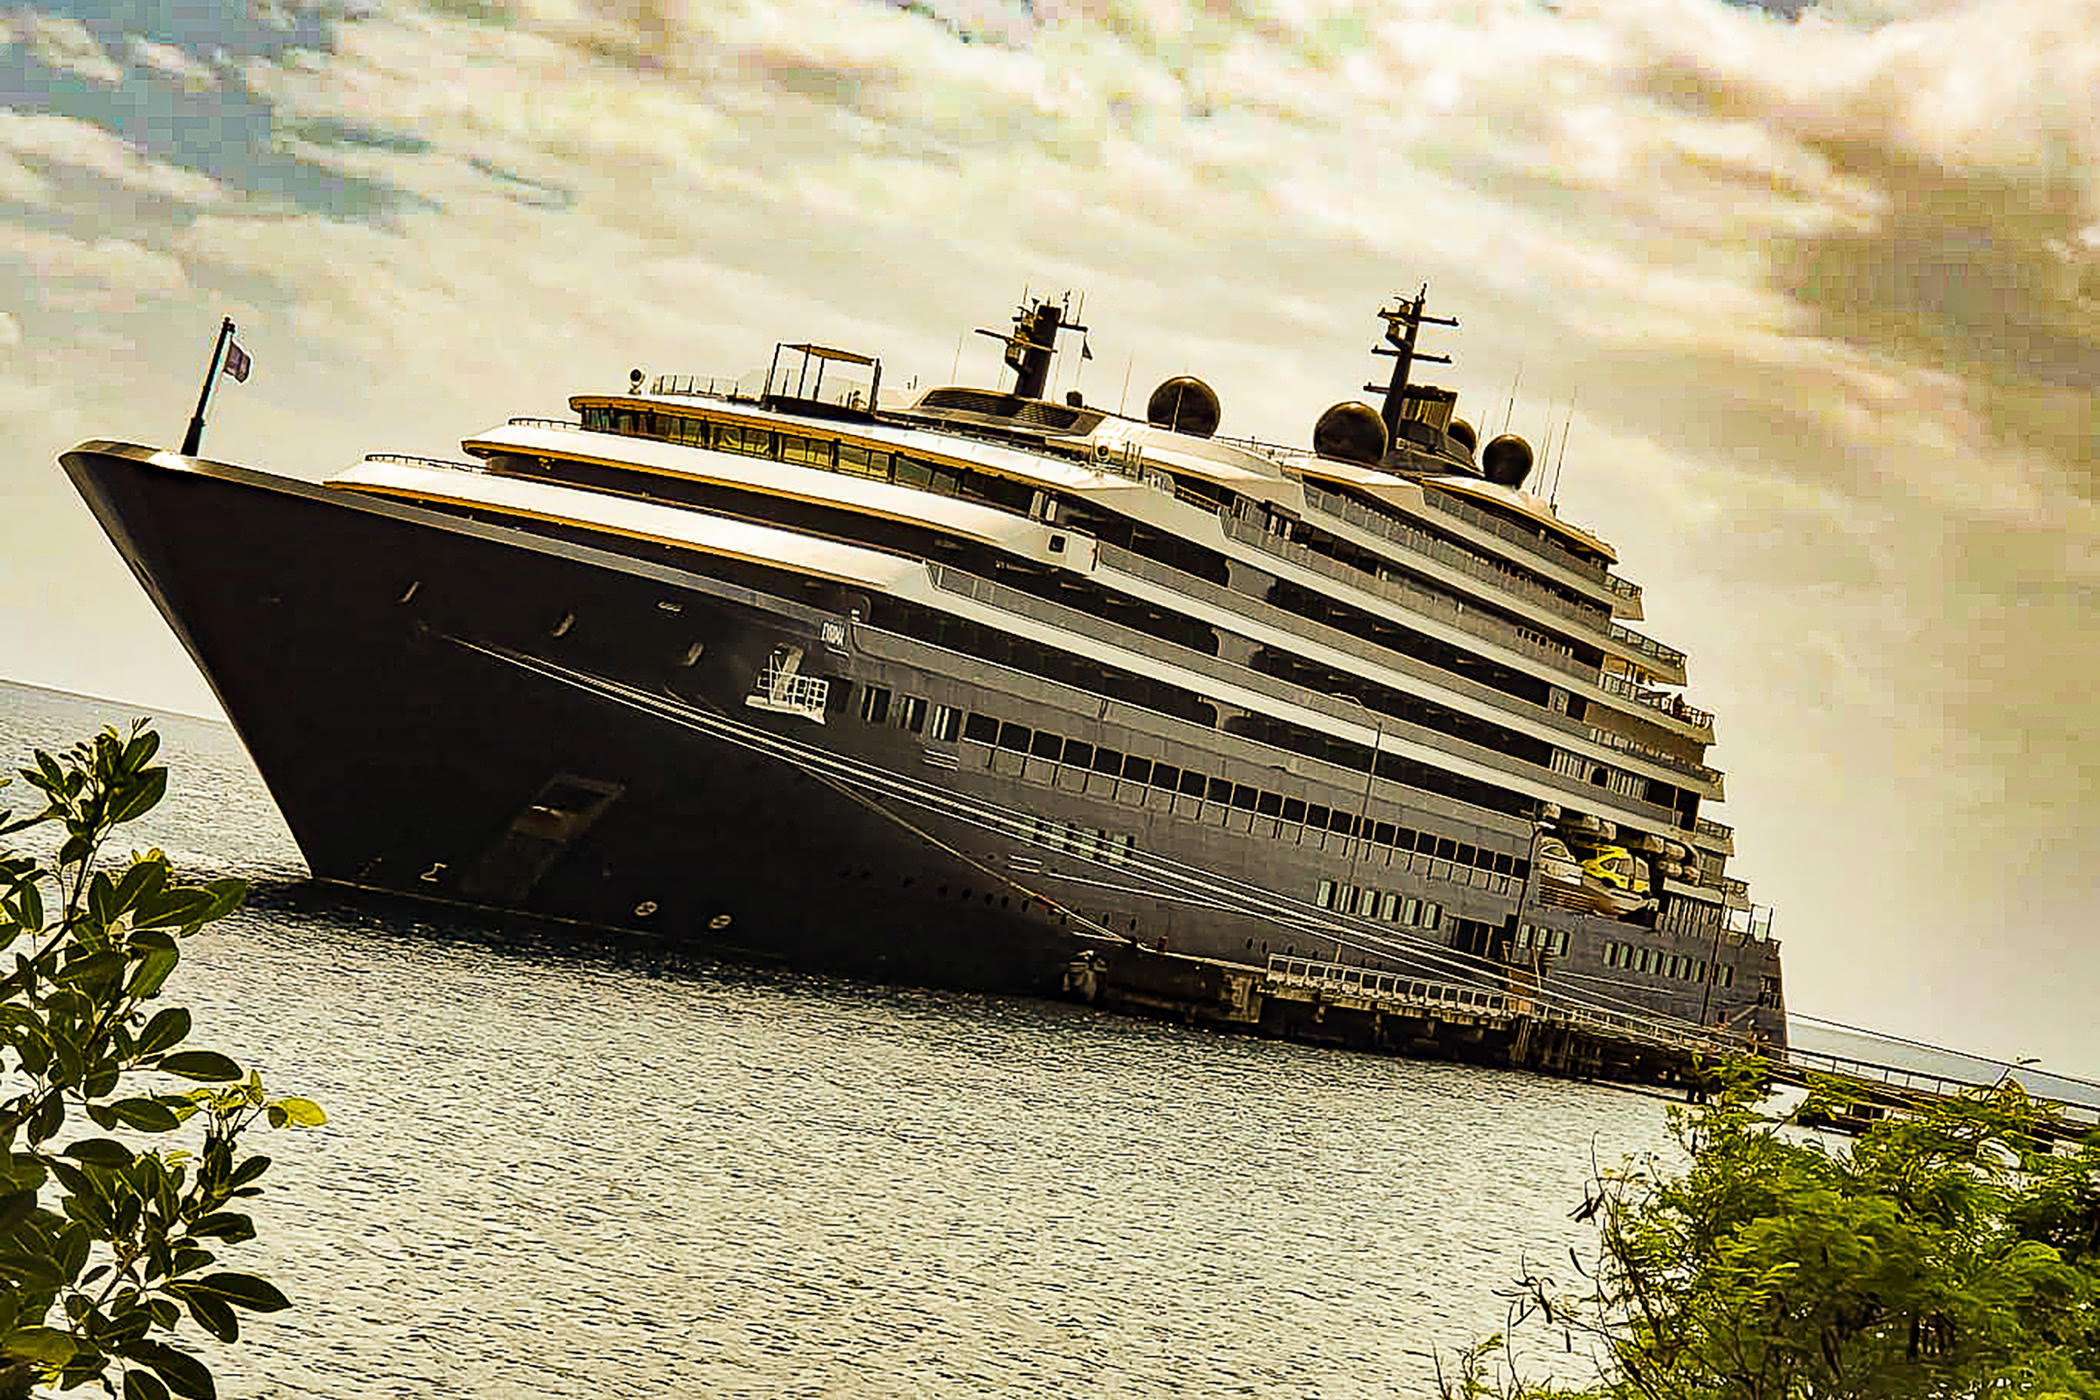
[1445,1063,2100,1400]
[0,723,322,1399]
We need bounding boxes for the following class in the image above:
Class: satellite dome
[1312,402,1388,466]
[1145,377,1221,438]
[1481,433,1534,488]
[1447,418,1478,457]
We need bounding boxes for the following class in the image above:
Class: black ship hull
[63,442,1787,1046]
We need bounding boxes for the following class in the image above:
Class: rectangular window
[1307,804,1330,830]
[930,705,963,742]
[1456,843,1477,867]
[1401,898,1421,926]
[1515,924,1532,950]
[1552,930,1568,955]
[897,696,928,734]
[1694,960,1707,982]
[1150,763,1179,791]
[1232,784,1258,811]
[1280,797,1306,824]
[1029,730,1063,761]
[1070,827,1100,860]
[1207,776,1232,803]
[1316,880,1336,909]
[1329,809,1355,834]
[1373,822,1396,846]
[962,712,998,744]
[1257,791,1283,817]
[1062,740,1093,769]
[858,686,892,724]
[893,456,933,489]
[779,434,830,467]
[1722,965,1735,988]
[1105,833,1133,866]
[997,722,1031,752]
[1380,891,1399,921]
[1121,755,1152,784]
[1180,770,1208,798]
[838,443,892,479]
[1357,887,1380,916]
[1092,747,1122,775]
[1421,902,1442,931]
[1492,853,1513,875]
[1434,837,1457,860]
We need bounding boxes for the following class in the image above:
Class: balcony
[1604,571,1644,620]
[1608,622,1687,675]
[1595,671,1714,735]
[1415,488,1609,583]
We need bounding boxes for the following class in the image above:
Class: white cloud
[0,225,188,310]
[0,111,223,206]
[0,310,20,349]
[19,9,123,85]
[124,34,221,91]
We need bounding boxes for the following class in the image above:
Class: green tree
[1447,1063,2100,1400]
[0,722,323,1399]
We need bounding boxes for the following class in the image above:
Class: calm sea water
[2,679,1690,1398]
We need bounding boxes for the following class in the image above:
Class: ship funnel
[1481,433,1534,488]
[1312,402,1388,466]
[1146,376,1221,438]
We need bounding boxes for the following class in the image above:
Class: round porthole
[634,901,658,917]
[709,913,732,930]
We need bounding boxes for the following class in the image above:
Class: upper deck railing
[1416,488,1609,583]
[1604,572,1643,607]
[1595,670,1714,733]
[1694,817,1734,846]
[1298,484,1613,632]
[362,453,485,472]
[1608,622,1687,674]
[1221,514,1595,682]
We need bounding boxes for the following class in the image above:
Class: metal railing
[361,453,484,473]
[1604,572,1643,605]
[1221,513,1595,682]
[1609,622,1687,674]
[649,374,738,400]
[1585,727,1722,786]
[506,417,588,432]
[926,561,1686,824]
[1299,484,1613,631]
[1415,489,1609,583]
[1595,671,1714,733]
[1694,817,1734,846]
[1265,956,1509,1015]
[743,669,829,721]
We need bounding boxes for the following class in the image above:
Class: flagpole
[181,318,235,456]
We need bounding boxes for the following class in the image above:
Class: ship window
[780,434,832,467]
[1492,853,1512,875]
[1207,776,1232,803]
[897,696,928,733]
[1380,891,1399,921]
[1316,880,1335,910]
[1181,770,1208,798]
[963,712,997,744]
[1421,902,1442,931]
[1091,746,1122,775]
[1401,898,1420,926]
[1515,925,1531,950]
[1356,887,1378,916]
[893,456,933,489]
[1694,960,1707,982]
[582,407,607,430]
[838,443,891,478]
[1328,809,1355,834]
[1105,833,1133,866]
[1306,804,1330,829]
[615,411,638,434]
[1550,930,1568,955]
[1030,730,1062,761]
[1434,837,1457,860]
[1121,755,1152,784]
[1280,798,1305,823]
[859,686,891,724]
[1257,791,1282,817]
[929,704,962,742]
[1063,740,1093,769]
[1150,763,1179,790]
[1721,965,1735,988]
[1232,785,1258,811]
[1456,843,1476,867]
[998,722,1030,752]
[1373,822,1396,846]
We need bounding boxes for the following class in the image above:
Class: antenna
[1551,389,1577,507]
[1501,360,1522,435]
[1119,353,1134,415]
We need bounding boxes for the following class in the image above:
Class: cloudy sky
[2,0,2093,1066]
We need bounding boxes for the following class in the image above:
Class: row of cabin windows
[1017,815,1134,866]
[1602,940,1732,986]
[1513,923,1570,956]
[856,685,961,741]
[578,407,1030,511]
[1314,880,1442,930]
[938,708,1528,880]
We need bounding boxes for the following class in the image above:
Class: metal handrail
[361,453,484,472]
[1595,671,1714,732]
[1604,573,1642,603]
[1415,489,1609,582]
[1695,817,1733,842]
[926,561,1686,824]
[1585,727,1722,785]
[507,417,588,432]
[1609,621,1687,672]
[1299,483,1613,630]
[1221,514,1595,681]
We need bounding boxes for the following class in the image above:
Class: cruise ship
[64,289,1788,1053]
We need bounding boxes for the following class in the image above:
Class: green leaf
[133,890,211,932]
[270,1097,326,1128]
[0,1252,64,1289]
[128,948,181,1001]
[126,1341,214,1400]
[135,1009,191,1059]
[63,1138,135,1168]
[183,1214,253,1244]
[154,1053,242,1083]
[2,1324,76,1364]
[126,1367,173,1400]
[107,768,168,826]
[173,1290,237,1344]
[120,730,161,775]
[225,1157,269,1190]
[0,1189,39,1234]
[14,880,41,933]
[109,1099,182,1133]
[188,1272,289,1313]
